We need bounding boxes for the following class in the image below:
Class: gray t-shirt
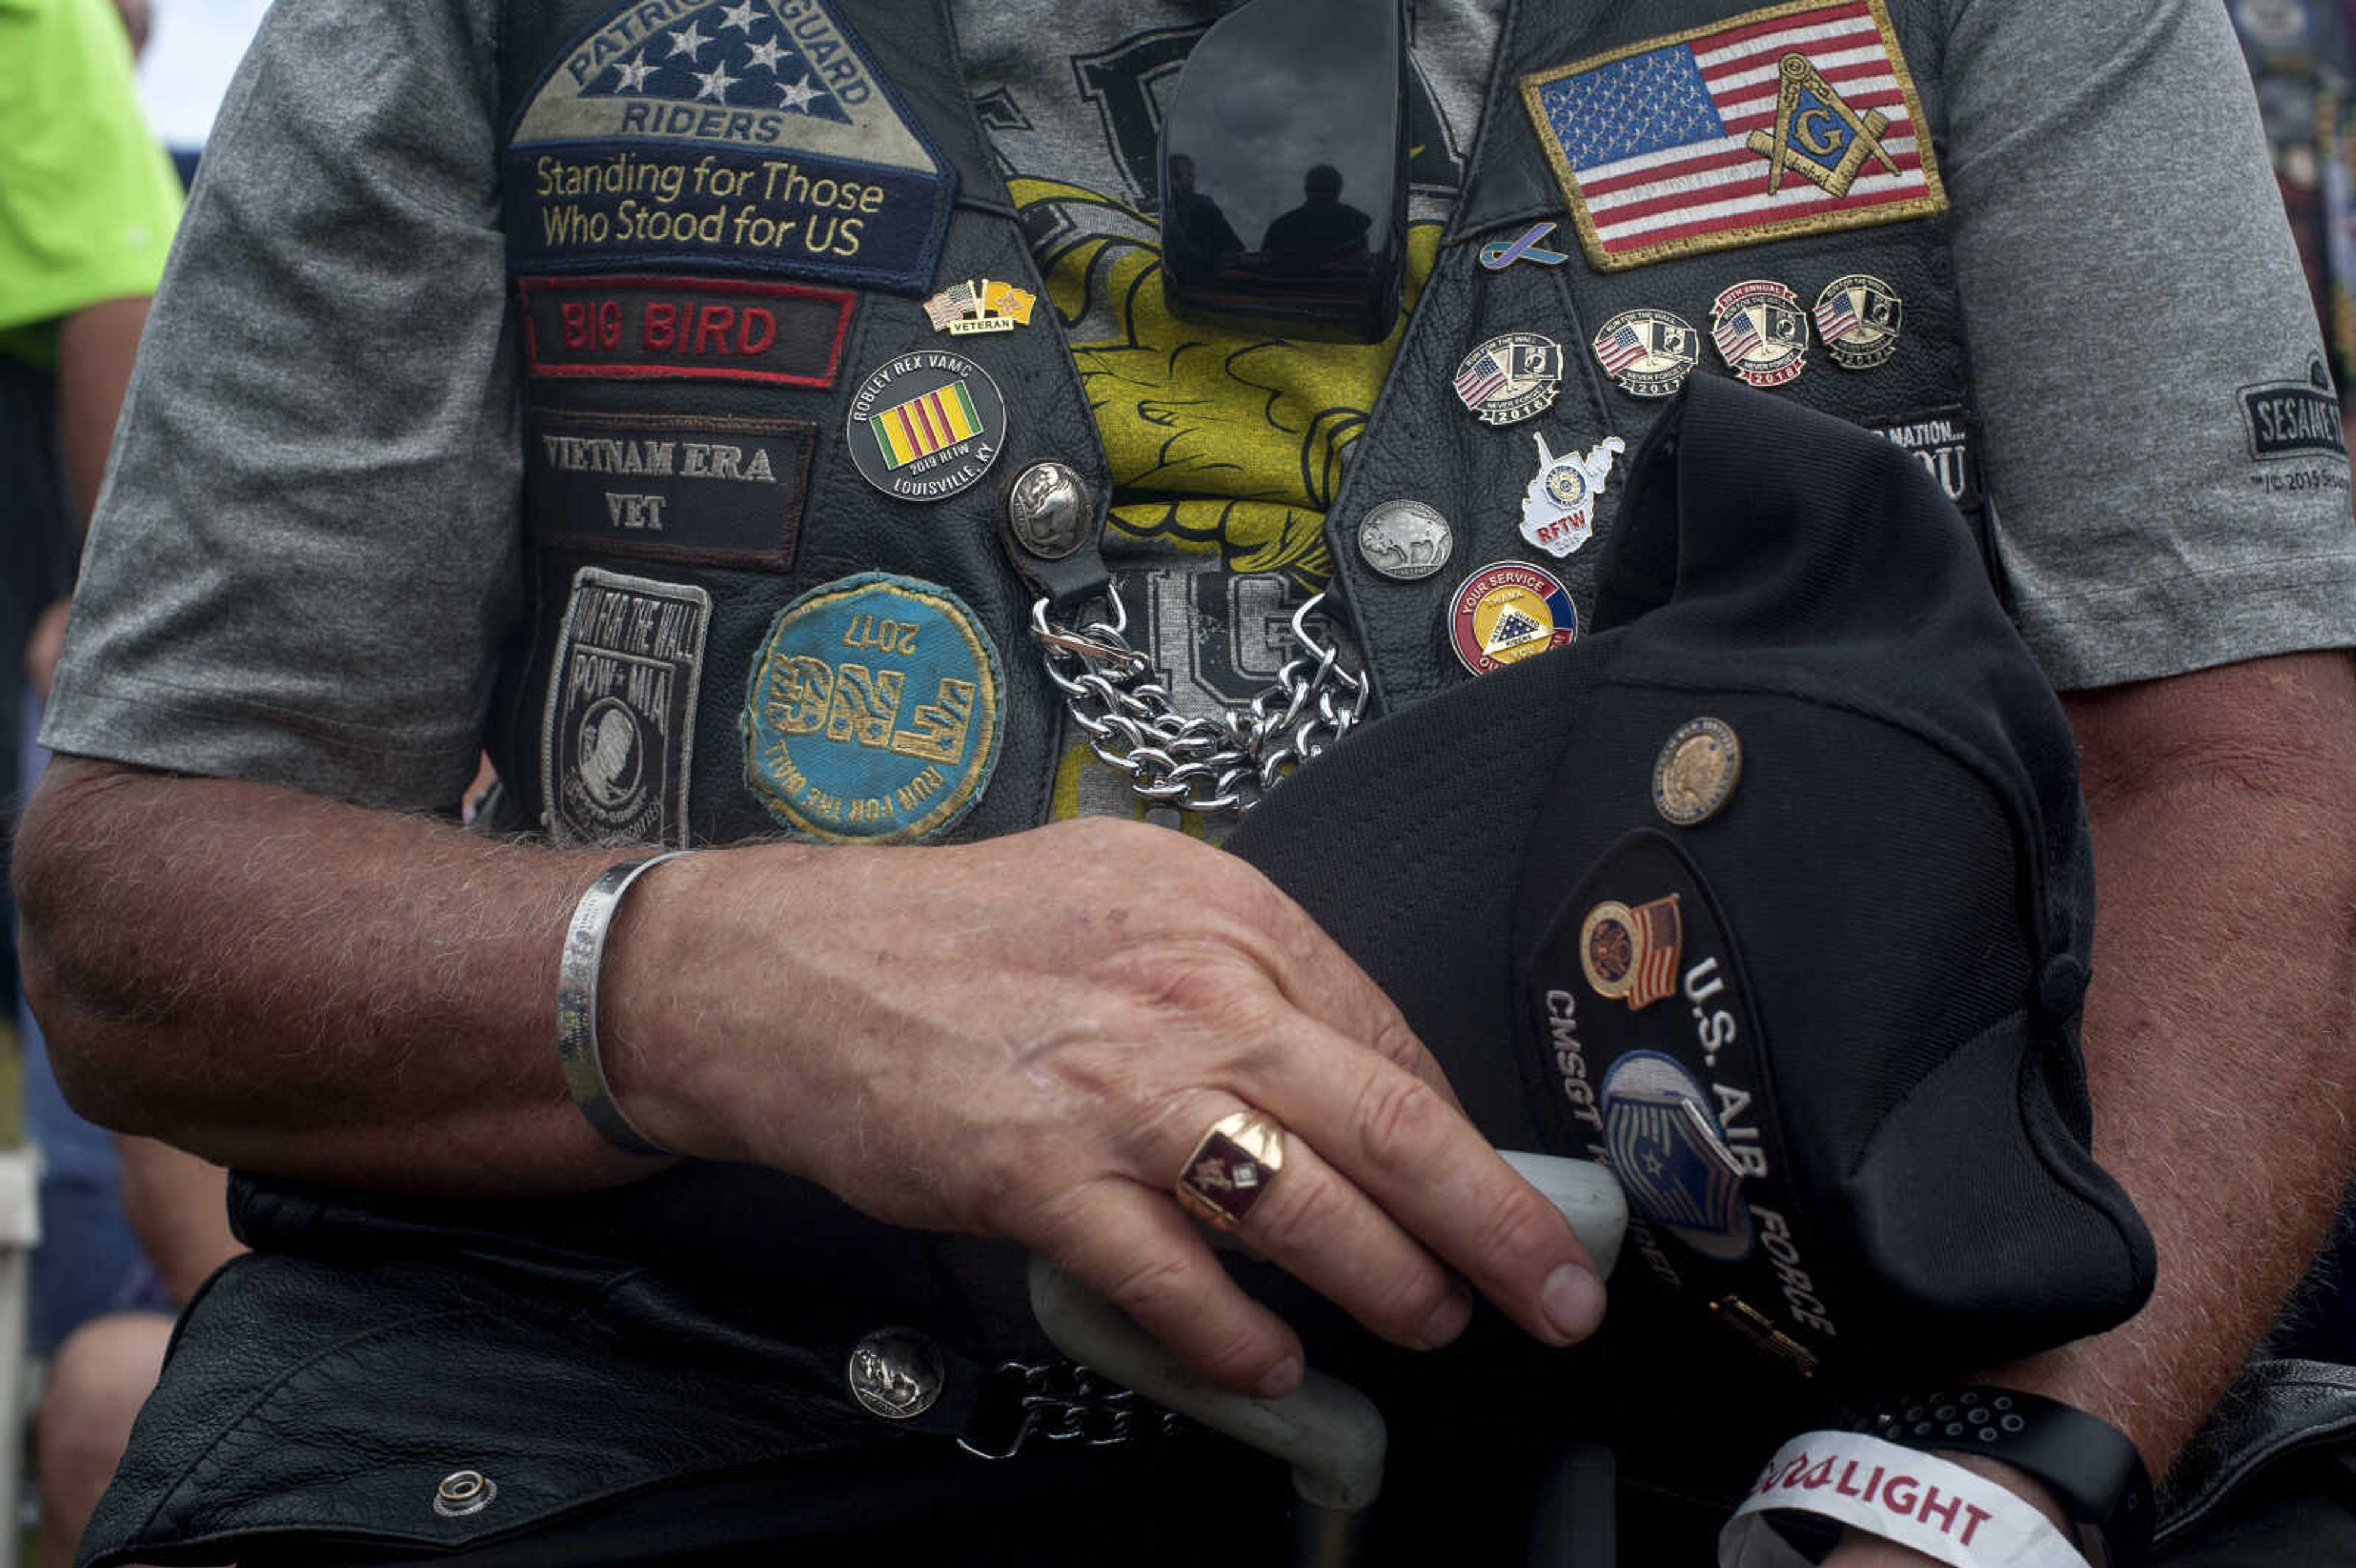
[44,0,2356,813]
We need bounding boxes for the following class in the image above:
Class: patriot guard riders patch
[543,568,712,848]
[506,0,955,293]
[1519,0,1947,272]
[741,573,1004,842]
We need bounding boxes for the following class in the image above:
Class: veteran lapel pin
[1479,221,1571,270]
[1579,894,1683,1010]
[1449,561,1576,675]
[1453,332,1564,425]
[1519,431,1625,559]
[1812,274,1903,369]
[1711,280,1807,388]
[1653,717,1742,826]
[924,277,1037,335]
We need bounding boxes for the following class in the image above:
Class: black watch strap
[1849,1386,2153,1568]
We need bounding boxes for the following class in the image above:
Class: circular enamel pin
[1591,309,1700,398]
[1652,717,1742,826]
[741,572,1004,844]
[1812,274,1904,371]
[1449,561,1576,675]
[1452,332,1565,425]
[1710,281,1808,388]
[845,351,1007,502]
[1580,901,1644,1000]
[1357,499,1454,582]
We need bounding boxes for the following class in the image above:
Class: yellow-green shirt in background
[0,0,182,367]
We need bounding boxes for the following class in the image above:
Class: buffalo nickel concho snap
[1591,309,1701,398]
[1357,499,1455,581]
[1001,460,1090,560]
[847,1327,947,1421]
[1653,717,1743,826]
[1710,281,1808,388]
[1812,274,1904,370]
[1452,332,1565,425]
[433,1470,497,1518]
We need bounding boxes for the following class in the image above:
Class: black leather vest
[231,0,2003,1369]
[230,0,1998,1334]
[472,0,1982,853]
[482,0,1111,851]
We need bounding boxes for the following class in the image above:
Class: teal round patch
[742,573,1005,842]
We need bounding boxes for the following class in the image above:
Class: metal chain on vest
[1029,586,1371,815]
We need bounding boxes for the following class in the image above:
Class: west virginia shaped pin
[506,0,955,293]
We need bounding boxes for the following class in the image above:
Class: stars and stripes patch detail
[1519,0,1946,272]
[577,0,850,121]
[871,380,983,469]
[506,0,955,293]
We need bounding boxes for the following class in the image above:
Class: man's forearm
[1823,651,2356,1567]
[1995,651,2356,1469]
[13,751,1611,1394]
[12,754,666,1193]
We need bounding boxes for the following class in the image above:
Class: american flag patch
[1519,0,1946,272]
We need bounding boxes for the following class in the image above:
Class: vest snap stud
[1001,461,1091,561]
[434,1469,496,1518]
[847,1327,947,1420]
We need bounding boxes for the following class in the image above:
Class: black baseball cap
[1229,374,2154,1382]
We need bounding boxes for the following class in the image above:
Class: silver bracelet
[557,851,691,1158]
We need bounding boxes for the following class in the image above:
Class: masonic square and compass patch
[1519,0,1947,272]
[506,0,955,293]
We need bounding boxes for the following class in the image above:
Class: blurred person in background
[1,0,244,1556]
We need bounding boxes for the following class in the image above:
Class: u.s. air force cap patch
[506,0,953,293]
[741,574,1003,842]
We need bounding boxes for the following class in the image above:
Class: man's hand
[603,817,1606,1396]
[15,764,1604,1400]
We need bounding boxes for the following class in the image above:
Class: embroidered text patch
[519,274,853,387]
[506,0,954,293]
[528,407,813,572]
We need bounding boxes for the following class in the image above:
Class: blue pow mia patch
[506,0,954,293]
[1600,1050,1755,1262]
[742,573,1004,842]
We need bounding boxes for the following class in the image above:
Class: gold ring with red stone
[1173,1109,1288,1232]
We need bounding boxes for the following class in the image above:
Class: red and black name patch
[518,274,854,388]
